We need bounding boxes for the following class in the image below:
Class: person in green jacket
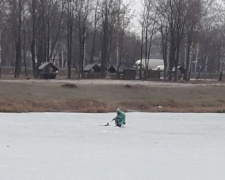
[113,108,126,127]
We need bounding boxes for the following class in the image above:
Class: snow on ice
[0,112,225,180]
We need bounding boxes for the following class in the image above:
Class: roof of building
[108,64,126,73]
[39,62,58,71]
[83,63,101,71]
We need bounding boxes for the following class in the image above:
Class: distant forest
[0,0,224,80]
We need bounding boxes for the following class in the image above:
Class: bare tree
[9,0,25,78]
[66,0,74,79]
[212,0,225,80]
[157,0,191,81]
[28,0,65,78]
[184,0,202,80]
[29,0,38,78]
[90,0,100,64]
[47,0,66,62]
[194,0,217,79]
[0,0,7,78]
[100,0,117,77]
[158,15,169,79]
[75,0,93,78]
[115,0,131,74]
[140,0,158,70]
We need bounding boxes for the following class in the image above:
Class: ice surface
[0,112,225,180]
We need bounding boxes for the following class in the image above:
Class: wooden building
[108,65,125,79]
[82,63,101,78]
[39,62,59,79]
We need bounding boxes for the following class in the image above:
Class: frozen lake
[0,112,225,180]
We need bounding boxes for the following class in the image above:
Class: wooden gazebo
[39,62,58,79]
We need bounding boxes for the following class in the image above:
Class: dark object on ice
[99,122,110,126]
[62,83,78,88]
[105,122,110,126]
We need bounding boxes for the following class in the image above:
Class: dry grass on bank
[1,80,225,113]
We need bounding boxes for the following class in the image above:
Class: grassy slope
[0,80,225,113]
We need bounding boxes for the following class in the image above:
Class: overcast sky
[123,0,143,34]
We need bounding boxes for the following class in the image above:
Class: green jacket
[114,108,126,124]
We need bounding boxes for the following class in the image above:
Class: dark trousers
[114,118,121,127]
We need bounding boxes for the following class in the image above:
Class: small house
[108,64,126,79]
[83,63,101,78]
[39,62,58,79]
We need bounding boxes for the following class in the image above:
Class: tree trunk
[67,0,73,79]
[14,0,22,78]
[185,41,192,81]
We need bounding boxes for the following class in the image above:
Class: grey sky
[123,0,143,34]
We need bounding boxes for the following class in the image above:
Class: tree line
[0,0,224,81]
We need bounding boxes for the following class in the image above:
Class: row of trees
[140,0,225,81]
[0,0,139,78]
[0,0,224,81]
